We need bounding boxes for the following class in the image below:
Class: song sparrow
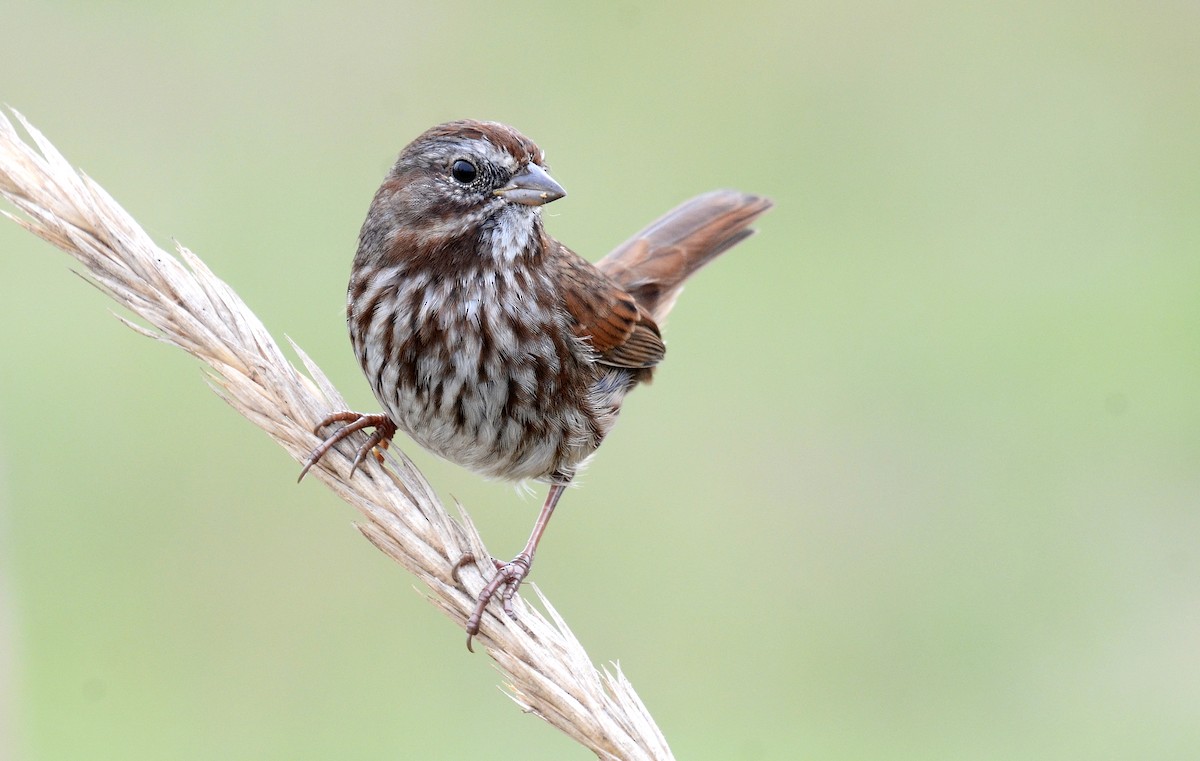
[302,120,771,649]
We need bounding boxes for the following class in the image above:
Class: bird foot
[454,552,532,652]
[298,411,397,481]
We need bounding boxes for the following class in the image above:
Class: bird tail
[597,189,773,323]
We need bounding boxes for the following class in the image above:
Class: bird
[300,120,771,649]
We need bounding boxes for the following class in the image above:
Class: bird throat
[484,205,542,265]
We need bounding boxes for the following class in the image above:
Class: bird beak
[494,163,566,206]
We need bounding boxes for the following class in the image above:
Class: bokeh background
[1,1,1197,759]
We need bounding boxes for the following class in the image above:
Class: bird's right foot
[298,412,397,481]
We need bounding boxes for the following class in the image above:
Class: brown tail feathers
[598,189,773,323]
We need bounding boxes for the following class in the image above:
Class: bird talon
[450,552,477,586]
[298,412,397,482]
[462,553,533,651]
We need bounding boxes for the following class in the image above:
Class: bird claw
[450,553,476,586]
[459,552,532,652]
[298,411,397,481]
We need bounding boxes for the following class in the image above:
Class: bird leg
[457,481,569,652]
[298,411,397,481]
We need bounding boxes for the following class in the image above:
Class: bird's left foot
[453,552,532,652]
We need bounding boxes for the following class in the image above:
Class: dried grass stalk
[0,109,674,761]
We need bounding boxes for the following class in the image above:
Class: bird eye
[450,159,478,184]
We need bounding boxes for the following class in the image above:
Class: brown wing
[554,243,665,369]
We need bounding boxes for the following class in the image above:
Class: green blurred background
[1,1,1197,759]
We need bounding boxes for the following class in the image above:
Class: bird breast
[348,262,620,482]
